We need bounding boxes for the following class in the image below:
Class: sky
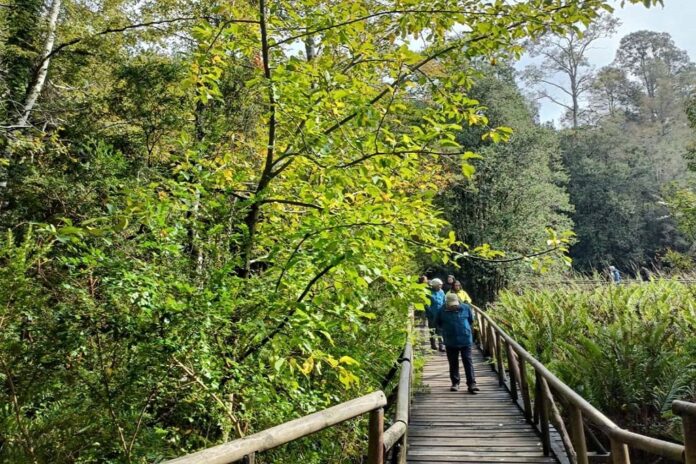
[529,0,696,124]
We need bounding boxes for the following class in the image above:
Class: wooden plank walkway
[407,346,560,463]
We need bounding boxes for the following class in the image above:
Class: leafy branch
[240,253,347,361]
[43,16,259,64]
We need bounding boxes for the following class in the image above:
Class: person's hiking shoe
[450,384,459,392]
[467,387,478,395]
[470,383,480,392]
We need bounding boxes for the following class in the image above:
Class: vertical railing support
[487,323,496,362]
[518,357,533,423]
[569,404,589,464]
[536,371,551,456]
[495,332,505,386]
[506,343,518,402]
[673,400,696,464]
[368,407,384,464]
[610,439,630,464]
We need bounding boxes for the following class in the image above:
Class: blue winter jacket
[434,303,474,347]
[426,289,445,326]
[611,269,621,283]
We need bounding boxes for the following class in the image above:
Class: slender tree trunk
[237,0,275,278]
[570,71,579,128]
[16,0,62,128]
[1,0,61,211]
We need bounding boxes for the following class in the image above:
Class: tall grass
[492,279,696,441]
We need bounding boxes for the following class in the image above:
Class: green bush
[492,280,696,441]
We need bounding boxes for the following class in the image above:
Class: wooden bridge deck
[407,346,561,463]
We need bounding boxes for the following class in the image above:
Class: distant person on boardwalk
[426,278,445,351]
[435,293,479,394]
[443,274,455,293]
[447,280,472,304]
[609,265,621,284]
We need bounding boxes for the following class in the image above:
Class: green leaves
[0,0,639,462]
[494,280,695,440]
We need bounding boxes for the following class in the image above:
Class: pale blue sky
[529,0,696,124]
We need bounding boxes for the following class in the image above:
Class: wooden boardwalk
[407,346,560,463]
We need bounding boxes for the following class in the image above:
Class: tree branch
[270,9,501,48]
[538,92,574,112]
[43,16,258,63]
[274,222,388,292]
[537,78,574,97]
[172,357,244,437]
[238,1,276,277]
[455,246,562,263]
[337,149,470,168]
[258,198,323,210]
[405,238,564,264]
[240,254,346,361]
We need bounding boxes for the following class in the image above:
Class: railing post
[487,323,496,361]
[518,357,533,423]
[610,439,630,464]
[673,400,696,464]
[569,404,589,464]
[368,407,384,464]
[495,332,505,386]
[536,371,551,456]
[506,343,518,402]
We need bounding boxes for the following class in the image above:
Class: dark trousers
[427,319,442,347]
[446,345,476,387]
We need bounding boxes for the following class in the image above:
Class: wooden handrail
[672,401,696,464]
[164,391,387,464]
[164,337,414,464]
[473,305,688,464]
[383,341,412,461]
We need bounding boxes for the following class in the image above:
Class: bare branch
[44,16,259,64]
[258,198,323,210]
[537,78,574,97]
[538,92,574,112]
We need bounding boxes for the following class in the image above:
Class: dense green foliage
[493,281,696,441]
[1,0,635,462]
[426,68,574,302]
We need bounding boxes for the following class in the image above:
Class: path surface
[407,346,560,463]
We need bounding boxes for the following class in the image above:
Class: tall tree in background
[562,30,694,272]
[616,31,692,100]
[588,66,642,118]
[427,66,573,302]
[524,14,619,128]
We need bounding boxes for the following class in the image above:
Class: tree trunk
[16,0,62,128]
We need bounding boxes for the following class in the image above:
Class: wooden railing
[163,341,412,464]
[162,306,693,464]
[473,305,694,464]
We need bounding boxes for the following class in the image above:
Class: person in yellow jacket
[447,280,472,304]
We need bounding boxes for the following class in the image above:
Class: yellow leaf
[300,356,314,375]
[339,355,359,366]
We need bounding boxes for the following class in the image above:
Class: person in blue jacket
[609,265,621,284]
[426,278,445,351]
[435,293,479,394]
